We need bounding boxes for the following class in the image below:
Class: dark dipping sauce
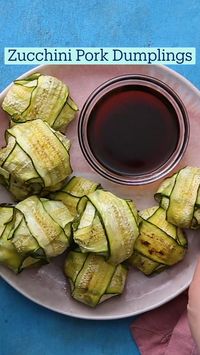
[87,85,180,176]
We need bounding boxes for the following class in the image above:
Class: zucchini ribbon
[2,73,78,132]
[129,206,187,275]
[64,250,128,307]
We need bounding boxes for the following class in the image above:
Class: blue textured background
[0,1,199,354]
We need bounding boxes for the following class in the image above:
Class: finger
[187,258,200,351]
[188,257,200,305]
[191,257,200,284]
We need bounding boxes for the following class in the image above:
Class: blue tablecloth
[0,1,200,354]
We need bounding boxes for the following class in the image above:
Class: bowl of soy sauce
[78,74,189,185]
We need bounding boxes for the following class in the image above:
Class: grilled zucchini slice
[73,190,139,265]
[0,119,72,200]
[50,176,101,217]
[128,206,187,275]
[64,251,128,307]
[155,166,200,229]
[2,73,78,132]
[74,201,108,255]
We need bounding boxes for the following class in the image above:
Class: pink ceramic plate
[0,64,200,320]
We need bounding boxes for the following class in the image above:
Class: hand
[188,257,200,351]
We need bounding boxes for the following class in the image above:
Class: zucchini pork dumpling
[2,73,78,132]
[73,189,139,265]
[0,195,74,273]
[128,206,187,275]
[64,251,128,307]
[0,119,72,200]
[155,166,200,229]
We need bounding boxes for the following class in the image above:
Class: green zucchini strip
[73,201,108,255]
[52,96,78,132]
[0,206,31,273]
[64,251,128,307]
[128,206,187,275]
[16,196,72,258]
[128,250,165,276]
[167,167,200,228]
[135,220,186,265]
[50,176,101,217]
